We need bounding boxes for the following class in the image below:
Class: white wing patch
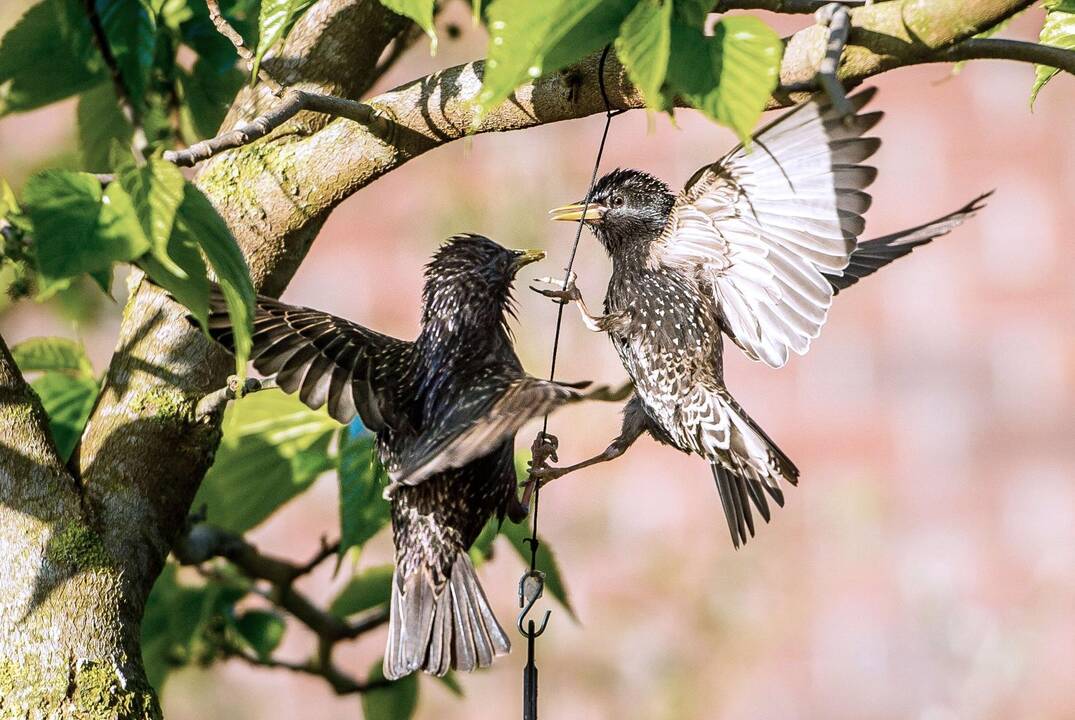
[653,88,883,368]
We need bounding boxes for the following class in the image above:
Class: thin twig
[713,0,867,12]
[206,0,283,94]
[162,88,391,167]
[195,376,276,421]
[933,37,1075,75]
[81,0,149,158]
[294,535,341,576]
[227,645,391,694]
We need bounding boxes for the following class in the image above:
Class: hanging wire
[518,44,624,720]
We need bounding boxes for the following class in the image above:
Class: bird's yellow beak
[548,202,606,224]
[512,248,546,269]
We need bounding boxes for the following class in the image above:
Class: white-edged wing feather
[653,88,883,368]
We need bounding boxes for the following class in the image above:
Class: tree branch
[206,0,282,94]
[933,37,1075,74]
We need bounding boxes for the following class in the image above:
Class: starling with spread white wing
[533,88,989,548]
[203,234,617,679]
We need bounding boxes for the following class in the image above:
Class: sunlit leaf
[195,389,338,533]
[252,0,316,80]
[23,171,149,293]
[666,16,782,142]
[338,430,392,558]
[11,337,94,377]
[0,0,104,115]
[119,156,187,276]
[362,660,419,720]
[1030,0,1075,107]
[615,0,672,109]
[329,564,393,618]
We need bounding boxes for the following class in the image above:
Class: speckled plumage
[205,234,598,679]
[545,89,987,548]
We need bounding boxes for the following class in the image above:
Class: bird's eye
[610,195,625,208]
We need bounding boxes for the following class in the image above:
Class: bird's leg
[529,406,645,486]
[195,375,277,421]
[814,3,855,121]
[530,272,607,332]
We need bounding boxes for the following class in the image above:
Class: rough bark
[0,0,1050,715]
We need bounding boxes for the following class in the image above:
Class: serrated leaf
[177,59,245,140]
[338,430,392,558]
[233,610,286,660]
[615,0,672,109]
[0,0,105,115]
[95,0,157,111]
[194,389,338,533]
[138,231,209,331]
[77,84,134,171]
[1030,0,1075,107]
[173,183,254,378]
[666,16,782,142]
[252,0,316,80]
[329,564,393,618]
[11,337,94,377]
[362,660,419,720]
[480,0,635,113]
[31,372,98,460]
[23,171,149,292]
[379,0,436,49]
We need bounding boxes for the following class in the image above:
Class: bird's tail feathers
[710,391,799,549]
[384,552,510,680]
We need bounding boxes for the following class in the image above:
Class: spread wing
[206,287,413,428]
[827,192,991,294]
[652,88,882,368]
[388,377,621,489]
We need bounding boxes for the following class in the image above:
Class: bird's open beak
[548,201,607,225]
[512,248,546,269]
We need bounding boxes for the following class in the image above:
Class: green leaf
[0,0,104,115]
[252,0,316,80]
[31,372,98,460]
[23,171,149,292]
[95,0,157,111]
[233,610,286,660]
[138,232,209,331]
[379,0,436,49]
[177,59,245,140]
[119,156,186,277]
[338,431,392,558]
[11,337,94,377]
[194,389,338,533]
[666,16,782,142]
[615,0,672,109]
[174,183,254,377]
[329,564,393,617]
[480,0,636,113]
[1030,0,1075,107]
[77,84,134,172]
[362,661,419,720]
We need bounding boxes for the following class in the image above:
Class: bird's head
[549,169,675,258]
[421,233,544,333]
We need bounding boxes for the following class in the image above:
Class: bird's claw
[530,272,580,304]
[525,463,568,488]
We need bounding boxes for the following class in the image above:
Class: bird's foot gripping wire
[530,271,580,305]
[509,432,559,521]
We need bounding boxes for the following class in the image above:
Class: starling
[533,88,988,548]
[203,234,616,678]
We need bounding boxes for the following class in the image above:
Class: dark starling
[533,88,989,548]
[203,234,614,679]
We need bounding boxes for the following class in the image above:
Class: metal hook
[517,569,552,637]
